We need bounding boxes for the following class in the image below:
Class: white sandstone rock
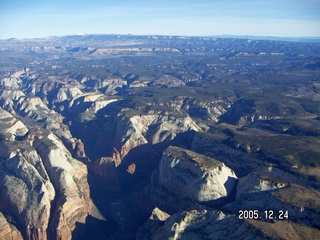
[158,146,237,202]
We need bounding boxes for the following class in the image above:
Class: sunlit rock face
[0,108,28,141]
[1,34,320,240]
[0,122,93,240]
[157,146,237,202]
[236,165,292,196]
[112,110,202,159]
[0,212,24,240]
[32,132,93,240]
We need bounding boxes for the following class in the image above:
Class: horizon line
[1,33,320,41]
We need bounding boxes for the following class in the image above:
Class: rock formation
[138,208,320,240]
[0,107,28,140]
[112,110,202,159]
[133,146,238,216]
[1,34,320,239]
[0,112,95,239]
[157,146,237,202]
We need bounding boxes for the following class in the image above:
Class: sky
[0,0,320,39]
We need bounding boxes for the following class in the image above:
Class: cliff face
[0,107,28,140]
[34,132,93,240]
[133,146,238,215]
[112,110,202,159]
[158,146,237,202]
[1,35,320,239]
[66,93,226,162]
[89,157,119,192]
[0,115,94,240]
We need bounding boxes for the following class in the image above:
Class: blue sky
[1,0,319,39]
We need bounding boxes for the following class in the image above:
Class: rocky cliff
[133,146,238,217]
[158,146,237,202]
[0,112,95,239]
[1,34,320,239]
[112,110,202,159]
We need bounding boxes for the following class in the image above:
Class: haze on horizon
[0,0,320,39]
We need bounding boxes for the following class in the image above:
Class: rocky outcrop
[55,86,82,103]
[0,126,94,240]
[0,151,55,240]
[149,207,171,221]
[153,75,185,87]
[0,107,28,141]
[113,110,202,159]
[0,121,56,240]
[157,146,237,202]
[136,208,170,240]
[67,93,120,122]
[0,90,67,134]
[182,97,230,122]
[23,79,83,111]
[137,161,320,239]
[92,98,119,113]
[236,165,290,196]
[135,146,239,215]
[0,92,81,158]
[0,76,21,89]
[138,208,320,240]
[33,132,93,240]
[100,78,127,95]
[0,88,25,101]
[15,96,63,130]
[72,138,90,163]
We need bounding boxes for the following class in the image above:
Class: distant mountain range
[2,33,320,43]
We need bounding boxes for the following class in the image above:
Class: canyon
[0,35,320,239]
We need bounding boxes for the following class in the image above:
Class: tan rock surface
[0,124,94,239]
[0,212,23,240]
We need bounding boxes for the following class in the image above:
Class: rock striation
[33,132,93,240]
[1,34,320,239]
[0,212,23,240]
[0,116,94,240]
[112,110,202,159]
